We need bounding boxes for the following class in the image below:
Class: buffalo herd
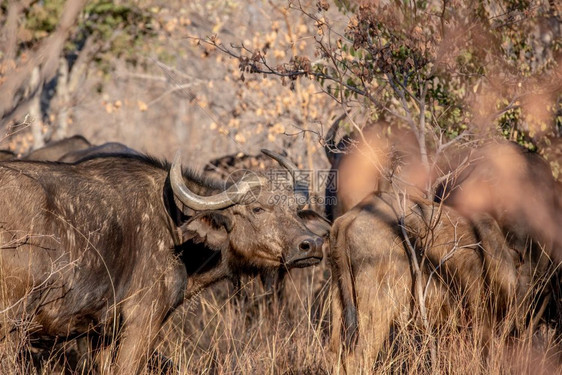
[324,118,562,369]
[1,124,562,372]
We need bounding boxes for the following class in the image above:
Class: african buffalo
[328,191,553,368]
[324,118,562,266]
[204,150,325,305]
[0,149,15,161]
[323,117,561,367]
[437,140,562,265]
[204,150,289,180]
[0,151,325,373]
[23,135,91,161]
[0,136,92,163]
[22,137,137,163]
[58,141,141,163]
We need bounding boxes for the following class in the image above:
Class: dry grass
[158,265,332,375]
[1,259,561,374]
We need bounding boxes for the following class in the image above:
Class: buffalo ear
[298,209,331,237]
[179,212,233,250]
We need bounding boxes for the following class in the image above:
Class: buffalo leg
[114,301,168,374]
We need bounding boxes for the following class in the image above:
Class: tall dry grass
[335,276,562,375]
[1,258,561,374]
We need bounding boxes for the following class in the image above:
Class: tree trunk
[53,57,70,140]
[0,0,88,128]
[29,68,45,150]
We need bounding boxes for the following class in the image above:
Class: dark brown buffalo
[204,151,288,180]
[328,191,553,368]
[437,140,562,266]
[23,135,91,161]
[22,137,137,163]
[204,150,323,304]
[0,151,325,373]
[0,149,15,161]
[58,141,141,163]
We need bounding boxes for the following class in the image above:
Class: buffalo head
[170,151,327,273]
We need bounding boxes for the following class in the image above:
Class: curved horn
[261,149,299,176]
[170,151,265,210]
[261,149,309,207]
[324,113,346,165]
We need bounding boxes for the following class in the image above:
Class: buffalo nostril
[299,240,312,252]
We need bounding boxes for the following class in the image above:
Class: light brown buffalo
[328,191,554,369]
[323,115,426,221]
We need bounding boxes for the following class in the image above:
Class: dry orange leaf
[137,100,148,112]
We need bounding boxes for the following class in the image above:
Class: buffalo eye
[252,206,265,214]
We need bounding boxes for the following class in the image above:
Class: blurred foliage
[306,0,561,150]
[82,1,156,68]
[200,0,560,157]
[21,0,157,71]
[324,0,560,143]
[497,103,537,150]
[23,1,66,40]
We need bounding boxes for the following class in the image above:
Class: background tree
[205,0,561,182]
[0,0,155,148]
